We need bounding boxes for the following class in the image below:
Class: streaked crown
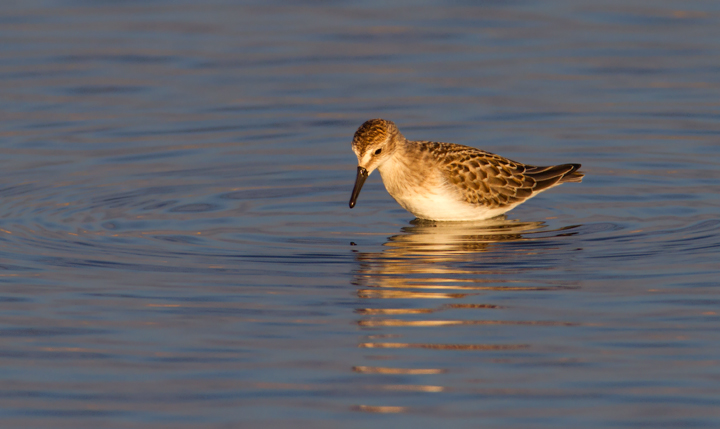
[352,119,399,155]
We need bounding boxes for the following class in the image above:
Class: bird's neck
[377,140,428,196]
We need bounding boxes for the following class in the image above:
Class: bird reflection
[351,216,580,412]
[352,214,580,304]
[386,216,544,255]
[353,215,546,297]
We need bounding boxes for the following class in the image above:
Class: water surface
[1,1,720,428]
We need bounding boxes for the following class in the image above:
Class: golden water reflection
[358,319,578,327]
[352,216,578,410]
[353,405,408,414]
[352,366,446,375]
[352,216,571,299]
[359,342,530,350]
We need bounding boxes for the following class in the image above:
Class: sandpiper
[349,119,583,221]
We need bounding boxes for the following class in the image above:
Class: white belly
[390,189,515,221]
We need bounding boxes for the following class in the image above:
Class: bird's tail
[526,163,583,191]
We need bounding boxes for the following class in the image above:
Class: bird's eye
[374,148,382,155]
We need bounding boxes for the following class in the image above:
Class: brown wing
[419,142,583,208]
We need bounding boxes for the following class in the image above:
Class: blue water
[1,1,719,428]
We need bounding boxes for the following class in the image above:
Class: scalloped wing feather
[417,142,583,209]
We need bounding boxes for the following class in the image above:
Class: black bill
[349,166,369,208]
